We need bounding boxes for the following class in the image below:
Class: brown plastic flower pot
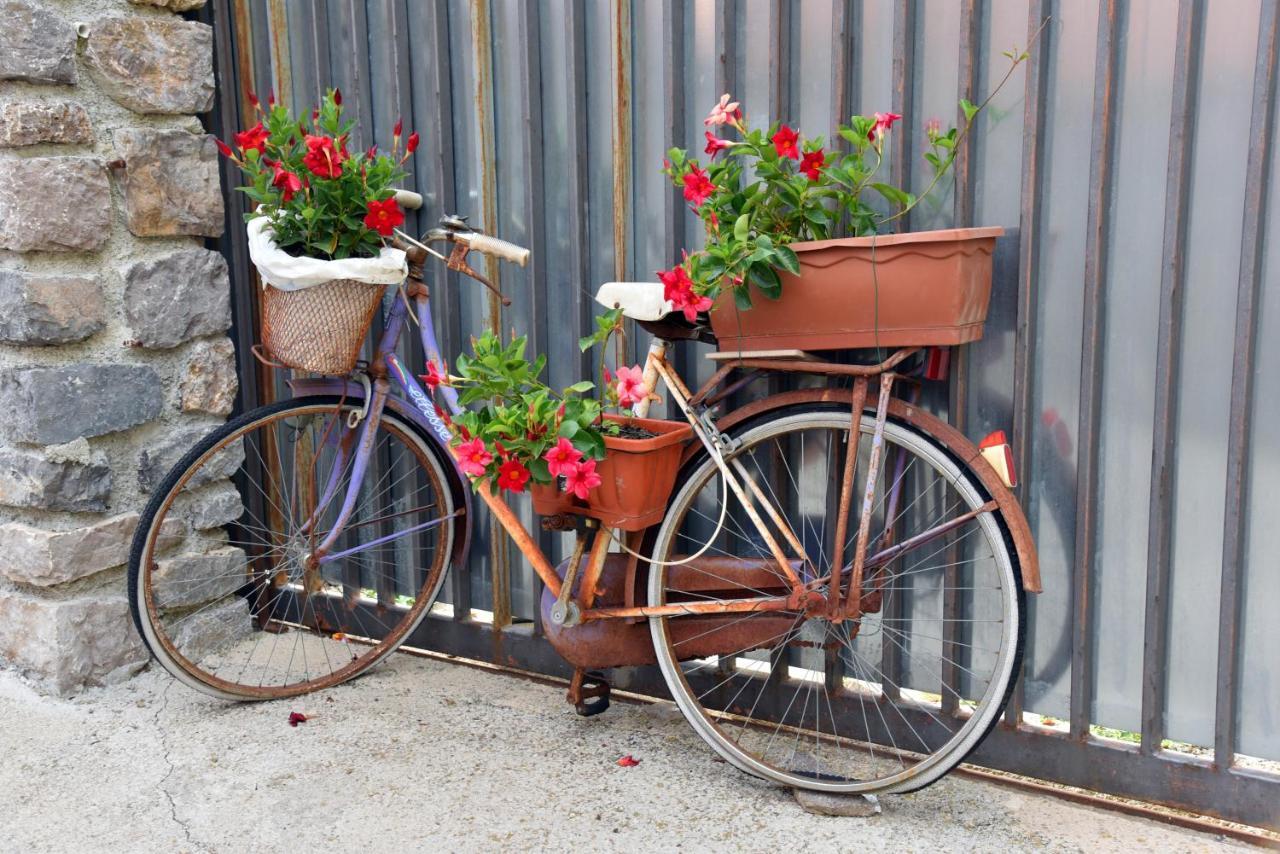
[708,226,1004,353]
[530,414,694,531]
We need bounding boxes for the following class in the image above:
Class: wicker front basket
[261,278,385,375]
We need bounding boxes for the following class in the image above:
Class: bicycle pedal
[571,671,611,717]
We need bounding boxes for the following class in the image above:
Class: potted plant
[217,88,420,375]
[659,43,1036,353]
[428,323,691,532]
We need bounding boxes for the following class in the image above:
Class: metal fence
[202,0,1279,829]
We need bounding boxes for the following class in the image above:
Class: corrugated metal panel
[214,0,1280,827]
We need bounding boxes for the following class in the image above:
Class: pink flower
[615,365,648,408]
[420,360,447,391]
[496,458,531,493]
[869,111,902,141]
[924,117,942,141]
[543,437,582,478]
[658,265,713,322]
[704,131,734,159]
[799,148,825,181]
[564,458,602,500]
[682,164,716,208]
[454,437,492,477]
[771,124,799,160]
[703,93,741,127]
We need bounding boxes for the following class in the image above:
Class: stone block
[128,0,207,9]
[0,270,105,345]
[0,364,164,444]
[175,480,244,529]
[123,248,231,348]
[0,101,93,147]
[0,591,147,696]
[0,513,136,586]
[178,337,237,415]
[0,0,76,85]
[152,546,245,609]
[85,17,214,114]
[170,596,252,663]
[113,129,224,237]
[138,423,243,493]
[0,446,111,512]
[0,157,111,253]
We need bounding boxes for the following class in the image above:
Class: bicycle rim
[648,407,1022,794]
[128,398,457,700]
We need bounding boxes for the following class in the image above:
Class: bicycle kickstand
[567,667,611,717]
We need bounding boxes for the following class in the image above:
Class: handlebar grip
[394,189,424,210]
[463,233,531,268]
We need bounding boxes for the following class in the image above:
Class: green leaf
[565,380,594,393]
[960,98,978,122]
[732,213,750,242]
[774,245,801,275]
[748,264,782,300]
[871,182,911,208]
[558,420,579,439]
[733,284,753,311]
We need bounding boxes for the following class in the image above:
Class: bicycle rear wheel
[647,405,1024,794]
[127,397,459,700]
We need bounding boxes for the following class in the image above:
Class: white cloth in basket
[247,215,408,291]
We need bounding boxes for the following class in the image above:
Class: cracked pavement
[0,653,1250,852]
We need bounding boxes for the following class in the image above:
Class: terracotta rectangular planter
[708,226,1004,353]
[530,414,693,531]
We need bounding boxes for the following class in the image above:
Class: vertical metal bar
[715,0,738,99]
[889,0,917,233]
[518,0,551,634]
[1216,0,1279,770]
[565,0,593,382]
[1070,0,1126,740]
[306,0,331,106]
[468,0,509,630]
[1140,0,1204,757]
[953,0,982,229]
[612,0,632,285]
[770,0,792,121]
[264,0,292,110]
[1005,0,1054,729]
[830,0,858,134]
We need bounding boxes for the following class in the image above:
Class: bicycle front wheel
[127,397,459,700]
[648,405,1024,794]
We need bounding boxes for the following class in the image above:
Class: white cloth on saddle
[247,214,408,291]
[595,281,673,321]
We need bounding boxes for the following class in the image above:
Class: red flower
[302,134,348,178]
[234,122,269,154]
[799,148,825,181]
[420,360,447,391]
[405,132,420,155]
[869,111,902,141]
[496,458,531,493]
[615,365,648,409]
[454,437,492,477]
[366,144,378,159]
[245,89,260,110]
[616,754,641,767]
[543,437,582,478]
[564,458,602,500]
[682,164,716,208]
[771,124,799,160]
[215,138,234,158]
[271,164,303,202]
[658,264,713,322]
[332,87,342,106]
[393,117,403,138]
[704,131,734,159]
[363,197,404,236]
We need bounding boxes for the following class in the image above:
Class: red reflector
[979,430,1008,450]
[924,347,950,381]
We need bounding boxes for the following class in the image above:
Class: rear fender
[286,377,472,572]
[708,387,1042,593]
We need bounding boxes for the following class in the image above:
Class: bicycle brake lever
[446,242,512,307]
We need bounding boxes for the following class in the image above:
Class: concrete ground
[0,653,1249,853]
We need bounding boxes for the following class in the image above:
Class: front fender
[286,378,472,573]
[710,387,1042,594]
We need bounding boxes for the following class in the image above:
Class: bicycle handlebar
[458,232,530,268]
[394,189,424,210]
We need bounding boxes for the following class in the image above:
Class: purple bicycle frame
[288,287,469,567]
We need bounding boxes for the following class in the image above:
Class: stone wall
[0,0,236,694]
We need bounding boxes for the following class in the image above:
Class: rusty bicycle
[128,193,1040,795]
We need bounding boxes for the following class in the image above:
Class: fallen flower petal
[288,712,308,727]
[616,754,641,767]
